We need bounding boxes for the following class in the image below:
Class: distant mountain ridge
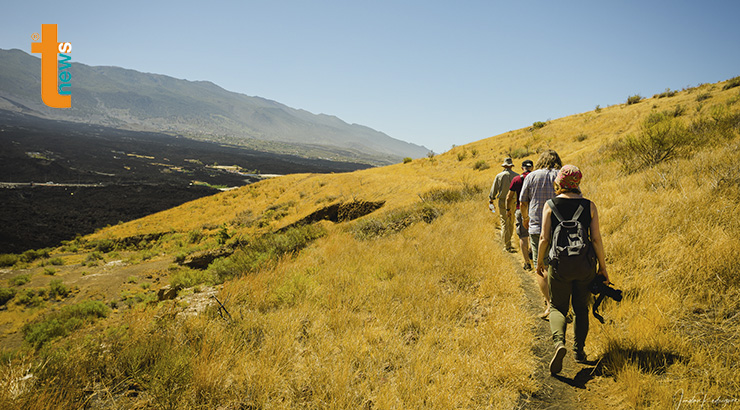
[0,48,429,165]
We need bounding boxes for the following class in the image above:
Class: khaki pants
[498,199,513,249]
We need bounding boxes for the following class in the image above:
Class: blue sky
[2,0,739,154]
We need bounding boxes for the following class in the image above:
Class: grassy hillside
[1,77,739,409]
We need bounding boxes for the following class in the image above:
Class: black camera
[589,274,622,323]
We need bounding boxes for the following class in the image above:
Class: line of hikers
[489,150,611,375]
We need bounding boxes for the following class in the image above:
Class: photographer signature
[674,389,738,409]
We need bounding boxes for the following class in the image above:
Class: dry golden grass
[2,77,739,409]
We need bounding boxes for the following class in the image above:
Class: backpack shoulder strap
[547,199,566,223]
[572,204,584,221]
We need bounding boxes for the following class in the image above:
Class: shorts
[515,209,528,239]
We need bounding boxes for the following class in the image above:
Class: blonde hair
[554,184,581,195]
[535,150,562,170]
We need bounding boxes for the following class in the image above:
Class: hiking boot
[549,343,567,375]
[574,349,588,364]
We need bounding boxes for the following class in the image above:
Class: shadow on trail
[553,360,604,389]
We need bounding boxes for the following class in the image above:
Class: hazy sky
[2,0,739,153]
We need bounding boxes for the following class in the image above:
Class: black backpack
[547,199,596,277]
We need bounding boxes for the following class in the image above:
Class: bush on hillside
[206,225,327,282]
[0,287,16,306]
[723,76,740,90]
[473,160,489,171]
[611,108,740,173]
[509,147,533,159]
[8,274,31,287]
[696,92,712,102]
[352,203,442,240]
[654,88,677,98]
[0,254,19,267]
[627,94,643,105]
[23,301,110,348]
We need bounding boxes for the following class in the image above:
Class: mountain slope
[0,76,739,409]
[0,48,428,164]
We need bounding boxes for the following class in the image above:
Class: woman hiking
[535,165,610,375]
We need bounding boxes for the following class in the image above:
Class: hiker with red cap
[536,164,610,375]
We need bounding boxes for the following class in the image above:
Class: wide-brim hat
[502,157,514,167]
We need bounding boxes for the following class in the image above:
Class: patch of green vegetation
[19,249,51,264]
[531,121,547,130]
[0,287,16,306]
[209,225,326,282]
[627,94,643,105]
[610,108,740,173]
[403,157,413,164]
[723,76,740,90]
[0,254,19,267]
[23,301,110,348]
[473,160,489,171]
[9,274,31,287]
[48,279,70,299]
[654,88,678,98]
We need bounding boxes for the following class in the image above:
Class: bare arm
[520,201,530,230]
[506,190,517,216]
[536,204,552,277]
[589,201,610,283]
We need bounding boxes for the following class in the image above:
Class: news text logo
[31,24,72,108]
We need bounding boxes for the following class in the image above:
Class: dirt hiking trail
[509,252,617,409]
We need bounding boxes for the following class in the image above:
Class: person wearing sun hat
[536,164,611,375]
[506,159,535,270]
[489,157,519,252]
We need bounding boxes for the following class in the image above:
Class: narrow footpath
[510,252,609,409]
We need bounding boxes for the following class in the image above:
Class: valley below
[0,110,371,253]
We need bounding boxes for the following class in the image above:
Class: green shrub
[696,93,712,102]
[0,287,16,306]
[48,279,70,299]
[609,109,740,173]
[723,76,740,90]
[223,225,326,278]
[654,88,677,98]
[43,267,57,276]
[457,151,467,161]
[595,105,602,113]
[171,266,216,288]
[353,203,443,240]
[9,274,31,287]
[187,229,204,244]
[85,251,104,265]
[403,157,413,164]
[0,254,19,267]
[473,160,490,171]
[16,289,43,307]
[627,94,643,105]
[19,249,50,263]
[216,226,231,245]
[575,133,589,142]
[23,300,109,348]
[531,121,547,130]
[419,184,483,204]
[94,239,116,253]
[509,147,532,159]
